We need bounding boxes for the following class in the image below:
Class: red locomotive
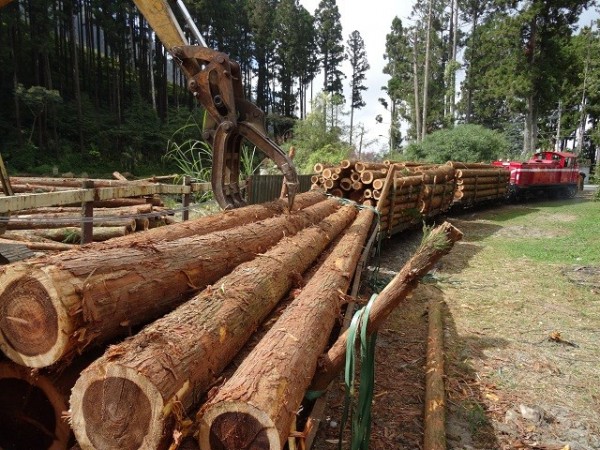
[492,151,580,199]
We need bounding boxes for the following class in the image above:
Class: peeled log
[455,168,507,178]
[5,217,136,231]
[197,209,374,450]
[23,226,132,243]
[69,205,358,450]
[0,199,339,368]
[311,222,463,391]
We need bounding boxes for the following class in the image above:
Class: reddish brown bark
[69,205,358,450]
[310,222,463,391]
[0,197,336,368]
[196,209,375,450]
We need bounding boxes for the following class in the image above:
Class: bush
[403,124,510,164]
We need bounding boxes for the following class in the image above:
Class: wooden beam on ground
[424,298,446,450]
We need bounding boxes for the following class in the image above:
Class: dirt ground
[312,193,600,450]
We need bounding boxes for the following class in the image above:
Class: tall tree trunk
[465,8,479,123]
[9,8,23,147]
[523,17,538,155]
[412,29,422,142]
[577,29,591,155]
[450,0,459,125]
[421,0,433,141]
[68,10,84,154]
[524,95,539,155]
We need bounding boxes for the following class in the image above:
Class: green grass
[482,200,600,265]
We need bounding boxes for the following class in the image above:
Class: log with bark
[310,222,463,391]
[68,205,358,450]
[79,190,326,249]
[0,198,339,368]
[424,298,446,450]
[197,209,375,450]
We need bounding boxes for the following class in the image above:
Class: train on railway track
[314,150,584,237]
[493,150,581,200]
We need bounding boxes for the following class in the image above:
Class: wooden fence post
[182,176,191,221]
[81,180,94,244]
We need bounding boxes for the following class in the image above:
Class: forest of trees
[0,0,598,176]
[382,0,599,163]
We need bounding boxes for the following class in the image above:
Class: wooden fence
[246,174,314,204]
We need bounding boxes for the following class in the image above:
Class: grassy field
[441,195,600,449]
[484,199,600,265]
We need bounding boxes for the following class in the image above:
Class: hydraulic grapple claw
[175,45,298,210]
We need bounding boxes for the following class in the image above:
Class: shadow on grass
[439,289,510,450]
[447,201,540,222]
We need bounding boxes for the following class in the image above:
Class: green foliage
[15,84,62,144]
[239,146,263,178]
[346,30,369,110]
[403,124,509,163]
[460,1,592,153]
[285,94,351,173]
[164,117,213,182]
[315,0,345,95]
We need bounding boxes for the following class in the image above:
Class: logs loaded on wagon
[312,159,510,236]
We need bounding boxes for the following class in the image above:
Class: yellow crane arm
[131,0,188,50]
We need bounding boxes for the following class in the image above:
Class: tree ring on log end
[198,402,280,450]
[70,363,165,450]
[0,267,69,368]
[0,362,71,450]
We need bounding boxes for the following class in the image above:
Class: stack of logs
[0,190,371,450]
[0,176,174,248]
[312,159,509,235]
[448,162,510,204]
[0,182,463,449]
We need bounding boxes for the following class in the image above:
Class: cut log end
[0,268,68,367]
[70,364,165,450]
[199,403,279,450]
[0,362,71,450]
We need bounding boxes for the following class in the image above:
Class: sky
[298,0,599,155]
[299,0,415,154]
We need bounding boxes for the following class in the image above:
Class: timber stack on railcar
[312,159,514,236]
